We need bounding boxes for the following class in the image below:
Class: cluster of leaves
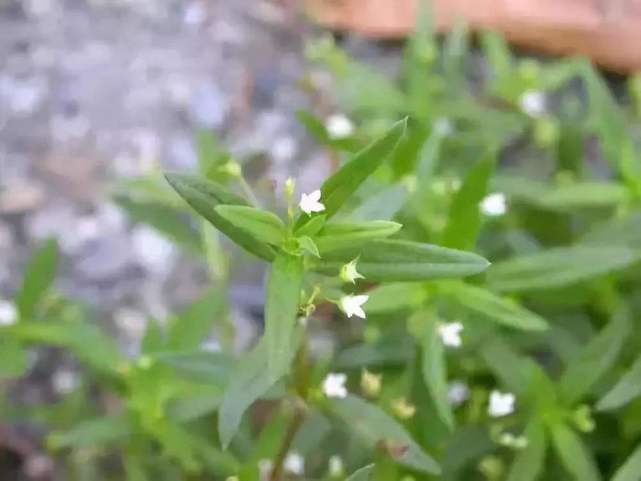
[4,5,641,481]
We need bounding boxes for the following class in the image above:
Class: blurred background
[2,0,641,480]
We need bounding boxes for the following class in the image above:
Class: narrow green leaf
[218,336,299,448]
[215,205,286,246]
[15,238,58,320]
[611,445,641,481]
[314,221,402,254]
[506,420,547,481]
[165,173,275,261]
[581,212,641,248]
[314,240,490,282]
[419,314,454,428]
[480,338,532,397]
[0,338,27,378]
[538,182,627,210]
[11,320,121,374]
[559,310,630,406]
[550,423,601,481]
[335,337,414,368]
[295,214,326,237]
[365,283,428,314]
[350,183,408,222]
[265,252,304,377]
[297,236,320,258]
[448,283,548,331]
[441,155,494,249]
[597,354,641,411]
[488,246,641,292]
[166,288,224,351]
[49,414,131,449]
[154,352,232,385]
[318,119,407,219]
[329,395,441,474]
[346,464,375,481]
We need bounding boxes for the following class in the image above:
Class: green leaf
[297,236,320,258]
[314,221,402,254]
[581,212,641,248]
[166,288,225,351]
[487,246,641,292]
[295,214,326,237]
[316,119,407,219]
[329,395,441,474]
[559,310,630,406]
[538,182,627,210]
[314,240,490,282]
[364,283,428,314]
[15,238,58,320]
[335,337,414,368]
[218,336,299,448]
[165,173,275,261]
[215,205,286,246]
[506,420,547,481]
[611,444,641,481]
[0,338,27,378]
[154,352,232,385]
[114,195,203,254]
[350,183,408,222]
[265,252,304,377]
[481,337,531,396]
[416,313,454,429]
[597,354,641,411]
[346,464,375,481]
[49,414,131,449]
[550,423,601,481]
[11,320,121,375]
[447,283,548,331]
[441,154,494,249]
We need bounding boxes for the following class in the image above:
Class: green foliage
[5,10,641,481]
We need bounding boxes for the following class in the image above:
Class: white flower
[322,372,348,398]
[489,390,516,417]
[0,300,17,326]
[340,258,364,284]
[52,369,79,395]
[434,117,453,137]
[339,294,369,319]
[325,114,354,139]
[447,381,470,406]
[519,90,546,117]
[480,192,507,217]
[299,190,325,215]
[328,455,344,477]
[437,322,464,348]
[284,452,305,475]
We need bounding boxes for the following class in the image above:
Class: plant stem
[269,335,310,481]
[269,407,305,481]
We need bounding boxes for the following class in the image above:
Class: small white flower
[437,322,464,348]
[325,114,354,139]
[339,294,369,319]
[284,451,305,475]
[447,381,470,406]
[328,455,344,477]
[0,300,17,326]
[299,190,325,215]
[434,117,453,137]
[519,90,546,117]
[489,390,516,417]
[340,258,364,284]
[480,192,507,217]
[322,372,348,398]
[52,368,79,395]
